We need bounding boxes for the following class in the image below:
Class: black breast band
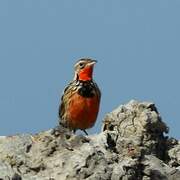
[77,81,95,98]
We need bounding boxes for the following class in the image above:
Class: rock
[0,100,179,180]
[168,140,180,167]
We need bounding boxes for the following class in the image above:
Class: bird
[58,58,101,135]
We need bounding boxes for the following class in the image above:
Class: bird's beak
[87,60,97,67]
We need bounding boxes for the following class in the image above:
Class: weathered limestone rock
[0,100,179,180]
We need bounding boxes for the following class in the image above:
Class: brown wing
[92,80,101,102]
[58,80,78,125]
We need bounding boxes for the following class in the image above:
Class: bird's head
[74,58,97,81]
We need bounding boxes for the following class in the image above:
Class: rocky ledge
[0,100,179,180]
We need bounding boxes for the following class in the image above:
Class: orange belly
[66,93,100,130]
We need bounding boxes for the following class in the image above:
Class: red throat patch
[78,66,93,81]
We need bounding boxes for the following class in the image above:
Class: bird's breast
[67,92,100,130]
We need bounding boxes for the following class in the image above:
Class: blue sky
[0,0,180,139]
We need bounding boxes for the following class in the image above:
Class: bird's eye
[79,63,84,67]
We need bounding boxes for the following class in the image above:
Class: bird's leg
[83,130,88,135]
[73,129,76,134]
[73,129,89,135]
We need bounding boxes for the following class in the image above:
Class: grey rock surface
[0,100,179,180]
